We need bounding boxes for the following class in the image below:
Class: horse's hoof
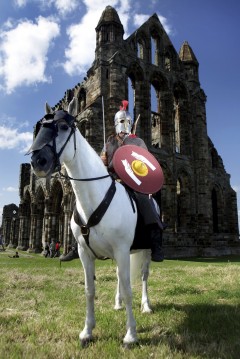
[141,307,153,314]
[80,337,93,348]
[122,341,139,349]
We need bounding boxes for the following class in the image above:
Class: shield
[112,145,164,194]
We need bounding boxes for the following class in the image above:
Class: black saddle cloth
[131,210,151,250]
[125,188,151,250]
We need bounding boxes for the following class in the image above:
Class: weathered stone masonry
[2,6,239,257]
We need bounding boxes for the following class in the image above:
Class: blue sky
[0,0,239,225]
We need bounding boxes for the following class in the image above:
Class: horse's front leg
[114,266,123,310]
[141,249,152,313]
[115,251,138,346]
[78,251,96,346]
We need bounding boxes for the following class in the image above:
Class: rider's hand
[100,152,108,166]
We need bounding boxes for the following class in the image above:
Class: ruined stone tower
[3,6,239,257]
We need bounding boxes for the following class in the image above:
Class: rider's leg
[134,193,165,262]
[60,245,79,261]
[148,224,164,262]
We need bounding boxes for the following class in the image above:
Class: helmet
[114,100,133,135]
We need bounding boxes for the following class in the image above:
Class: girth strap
[74,179,116,259]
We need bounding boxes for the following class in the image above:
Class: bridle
[33,111,110,182]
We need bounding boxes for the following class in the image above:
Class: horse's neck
[64,131,112,219]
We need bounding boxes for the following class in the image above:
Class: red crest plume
[120,100,128,111]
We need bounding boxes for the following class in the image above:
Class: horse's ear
[68,97,77,117]
[45,102,53,114]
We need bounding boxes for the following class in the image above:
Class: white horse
[28,98,153,347]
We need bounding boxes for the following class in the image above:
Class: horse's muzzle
[31,146,56,178]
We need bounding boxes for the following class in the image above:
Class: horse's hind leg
[141,249,152,313]
[78,253,96,346]
[115,251,138,345]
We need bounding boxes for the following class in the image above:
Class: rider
[100,100,165,262]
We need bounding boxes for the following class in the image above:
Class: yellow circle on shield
[131,160,148,177]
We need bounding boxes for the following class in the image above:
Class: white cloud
[0,126,33,153]
[158,14,173,35]
[133,14,149,27]
[14,0,27,7]
[63,15,96,75]
[0,16,60,94]
[3,187,18,192]
[233,185,240,194]
[53,0,80,16]
[14,0,81,16]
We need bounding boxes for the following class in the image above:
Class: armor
[114,100,133,134]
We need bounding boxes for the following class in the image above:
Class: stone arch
[126,61,145,122]
[19,190,31,250]
[33,186,45,252]
[49,180,64,246]
[163,45,179,71]
[77,87,87,112]
[176,168,193,233]
[149,25,161,66]
[135,31,150,62]
[2,203,19,248]
[149,71,170,149]
[173,81,190,155]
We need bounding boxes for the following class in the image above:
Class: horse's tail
[130,249,151,284]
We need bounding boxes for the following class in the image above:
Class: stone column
[62,208,73,254]
[28,214,37,252]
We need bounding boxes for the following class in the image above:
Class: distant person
[50,241,55,258]
[54,241,61,257]
[44,242,50,258]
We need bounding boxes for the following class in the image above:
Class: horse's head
[27,98,77,178]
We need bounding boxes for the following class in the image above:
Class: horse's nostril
[37,157,47,166]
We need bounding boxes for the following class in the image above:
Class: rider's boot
[150,225,164,262]
[60,248,79,262]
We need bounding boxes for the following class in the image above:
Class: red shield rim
[112,145,164,194]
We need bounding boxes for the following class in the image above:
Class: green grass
[0,249,240,359]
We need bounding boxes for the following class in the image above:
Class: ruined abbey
[2,6,239,257]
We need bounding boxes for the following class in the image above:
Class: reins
[50,121,111,182]
[54,171,110,182]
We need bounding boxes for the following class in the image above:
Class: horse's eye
[59,124,69,131]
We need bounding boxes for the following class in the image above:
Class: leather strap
[74,179,116,259]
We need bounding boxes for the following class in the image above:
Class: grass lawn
[0,248,240,359]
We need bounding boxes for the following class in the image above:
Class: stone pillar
[7,218,16,248]
[17,216,25,250]
[28,214,37,252]
[62,209,73,254]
